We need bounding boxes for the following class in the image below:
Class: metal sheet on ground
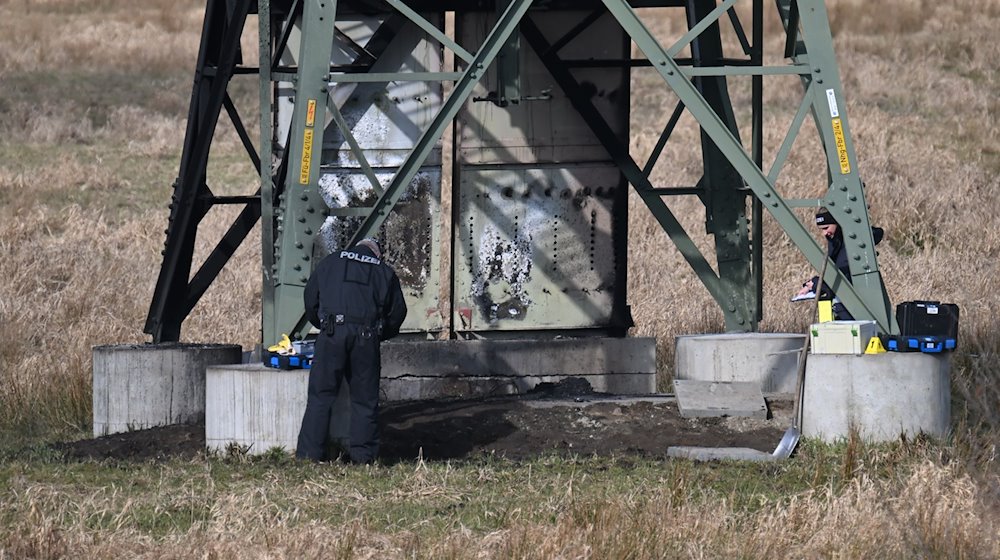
[667,446,777,462]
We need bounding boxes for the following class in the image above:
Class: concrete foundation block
[675,333,806,393]
[802,353,951,443]
[92,343,241,437]
[206,364,352,456]
[381,372,653,401]
[673,380,767,419]
[382,337,657,395]
[206,364,325,454]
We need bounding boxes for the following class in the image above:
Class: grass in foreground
[1,438,997,559]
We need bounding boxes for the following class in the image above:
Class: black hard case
[896,301,959,340]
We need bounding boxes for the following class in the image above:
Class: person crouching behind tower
[795,209,884,321]
[296,237,407,464]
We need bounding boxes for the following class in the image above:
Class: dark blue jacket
[811,227,884,299]
[304,244,407,341]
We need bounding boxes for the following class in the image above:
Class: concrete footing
[205,364,348,454]
[92,343,241,437]
[673,380,767,419]
[802,352,951,443]
[205,337,656,455]
[675,333,806,393]
[381,337,657,399]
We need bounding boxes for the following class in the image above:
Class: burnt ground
[58,381,794,463]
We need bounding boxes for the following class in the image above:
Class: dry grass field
[1,0,999,557]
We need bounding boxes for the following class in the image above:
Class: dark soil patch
[57,390,792,463]
[56,423,206,462]
[380,394,791,462]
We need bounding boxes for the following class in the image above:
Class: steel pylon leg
[145,0,254,342]
[601,0,895,332]
[265,0,339,344]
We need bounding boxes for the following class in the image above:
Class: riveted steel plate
[456,10,629,165]
[454,165,624,331]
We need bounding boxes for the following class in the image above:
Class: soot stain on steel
[382,172,432,290]
[317,171,432,293]
[472,225,532,323]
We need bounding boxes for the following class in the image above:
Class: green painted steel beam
[327,103,384,197]
[727,5,752,55]
[383,0,474,63]
[327,207,378,216]
[784,198,825,208]
[248,0,895,341]
[751,0,763,323]
[601,0,895,333]
[795,0,896,333]
[667,0,737,57]
[766,79,815,185]
[680,65,807,76]
[270,71,299,82]
[648,187,703,195]
[495,0,522,105]
[267,0,339,343]
[642,100,684,177]
[686,0,754,332]
[782,0,802,58]
[259,0,276,346]
[776,0,808,58]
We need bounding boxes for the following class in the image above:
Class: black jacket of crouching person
[809,226,885,321]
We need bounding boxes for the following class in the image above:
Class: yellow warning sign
[831,117,850,174]
[299,128,314,184]
[305,99,317,127]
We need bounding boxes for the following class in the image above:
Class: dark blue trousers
[296,326,382,463]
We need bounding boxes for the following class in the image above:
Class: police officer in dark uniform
[296,237,407,464]
[796,208,884,320]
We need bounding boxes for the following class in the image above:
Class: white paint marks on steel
[471,222,533,316]
[469,183,550,316]
[318,170,427,209]
[318,172,379,208]
[318,216,362,255]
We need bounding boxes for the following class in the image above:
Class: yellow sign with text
[831,117,850,174]
[299,128,314,184]
[305,99,317,127]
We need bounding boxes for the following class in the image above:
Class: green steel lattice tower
[144,0,897,345]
